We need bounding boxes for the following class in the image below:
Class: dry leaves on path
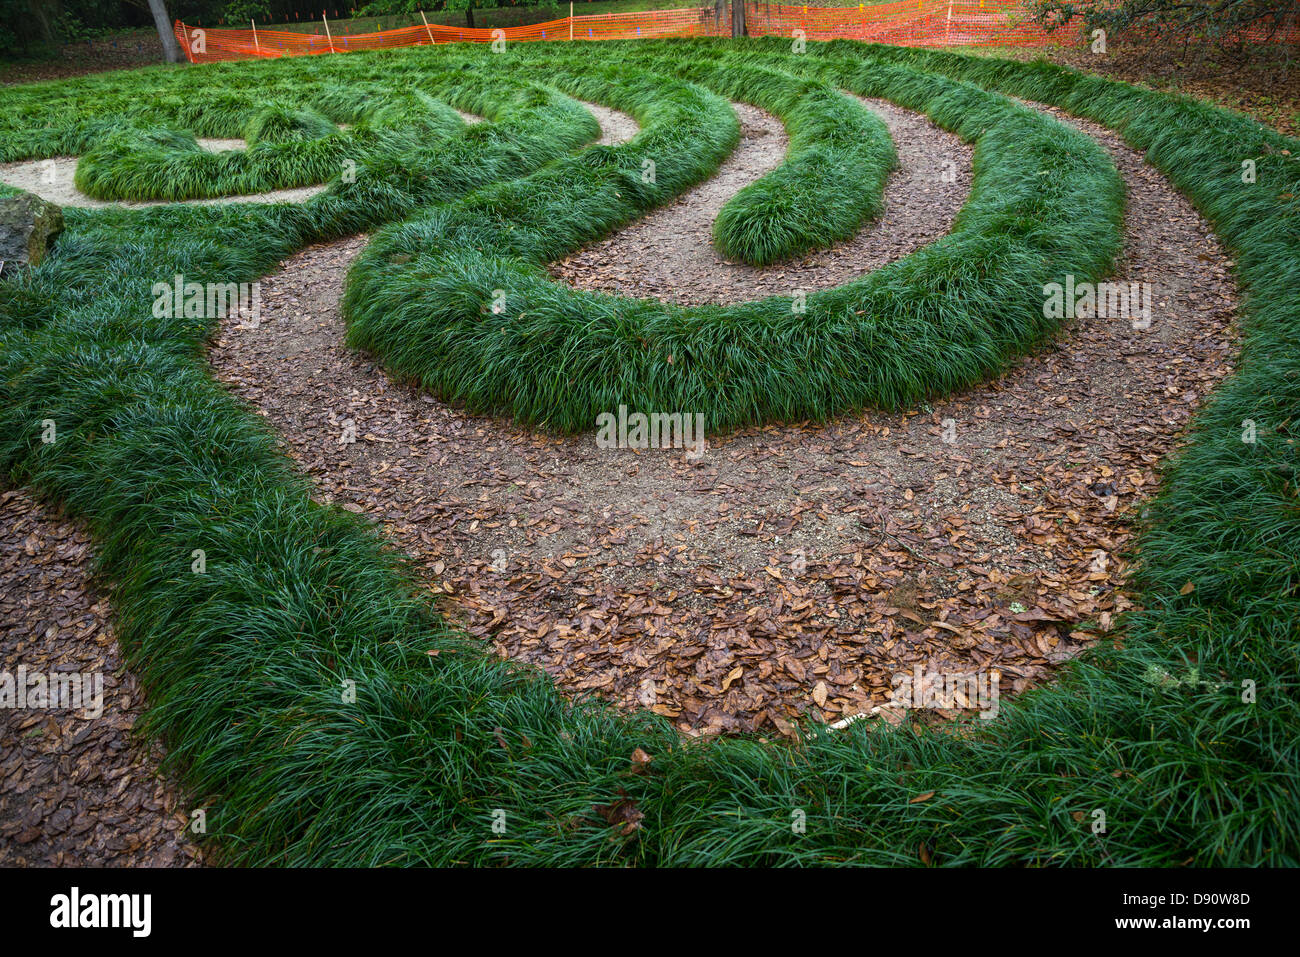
[209,101,1237,737]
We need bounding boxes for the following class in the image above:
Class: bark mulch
[0,488,202,866]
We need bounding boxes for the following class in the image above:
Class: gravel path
[581,101,640,146]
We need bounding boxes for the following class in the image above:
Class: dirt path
[550,101,785,303]
[551,96,971,305]
[0,488,202,866]
[0,138,329,209]
[581,101,640,145]
[207,100,1236,736]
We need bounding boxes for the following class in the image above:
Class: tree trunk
[466,8,475,29]
[146,0,183,64]
[27,0,62,47]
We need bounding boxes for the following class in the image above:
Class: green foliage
[243,103,338,145]
[357,0,560,19]
[1026,0,1300,42]
[618,49,898,266]
[220,1,272,22]
[345,42,1122,433]
[33,71,535,201]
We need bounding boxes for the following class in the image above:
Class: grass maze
[1,38,1297,866]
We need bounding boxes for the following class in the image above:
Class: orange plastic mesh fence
[174,9,723,61]
[174,3,1299,63]
[745,1,1068,47]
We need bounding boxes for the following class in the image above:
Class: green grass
[344,42,1122,432]
[624,50,898,265]
[62,71,577,201]
[507,49,898,268]
[1,38,1297,866]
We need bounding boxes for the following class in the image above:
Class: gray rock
[0,191,64,273]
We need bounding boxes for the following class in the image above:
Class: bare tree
[142,0,183,63]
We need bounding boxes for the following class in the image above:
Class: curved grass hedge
[1,40,1297,865]
[625,51,898,266]
[242,103,340,145]
[344,49,1122,433]
[69,72,559,202]
[505,49,897,267]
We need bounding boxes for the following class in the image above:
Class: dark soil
[0,29,167,85]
